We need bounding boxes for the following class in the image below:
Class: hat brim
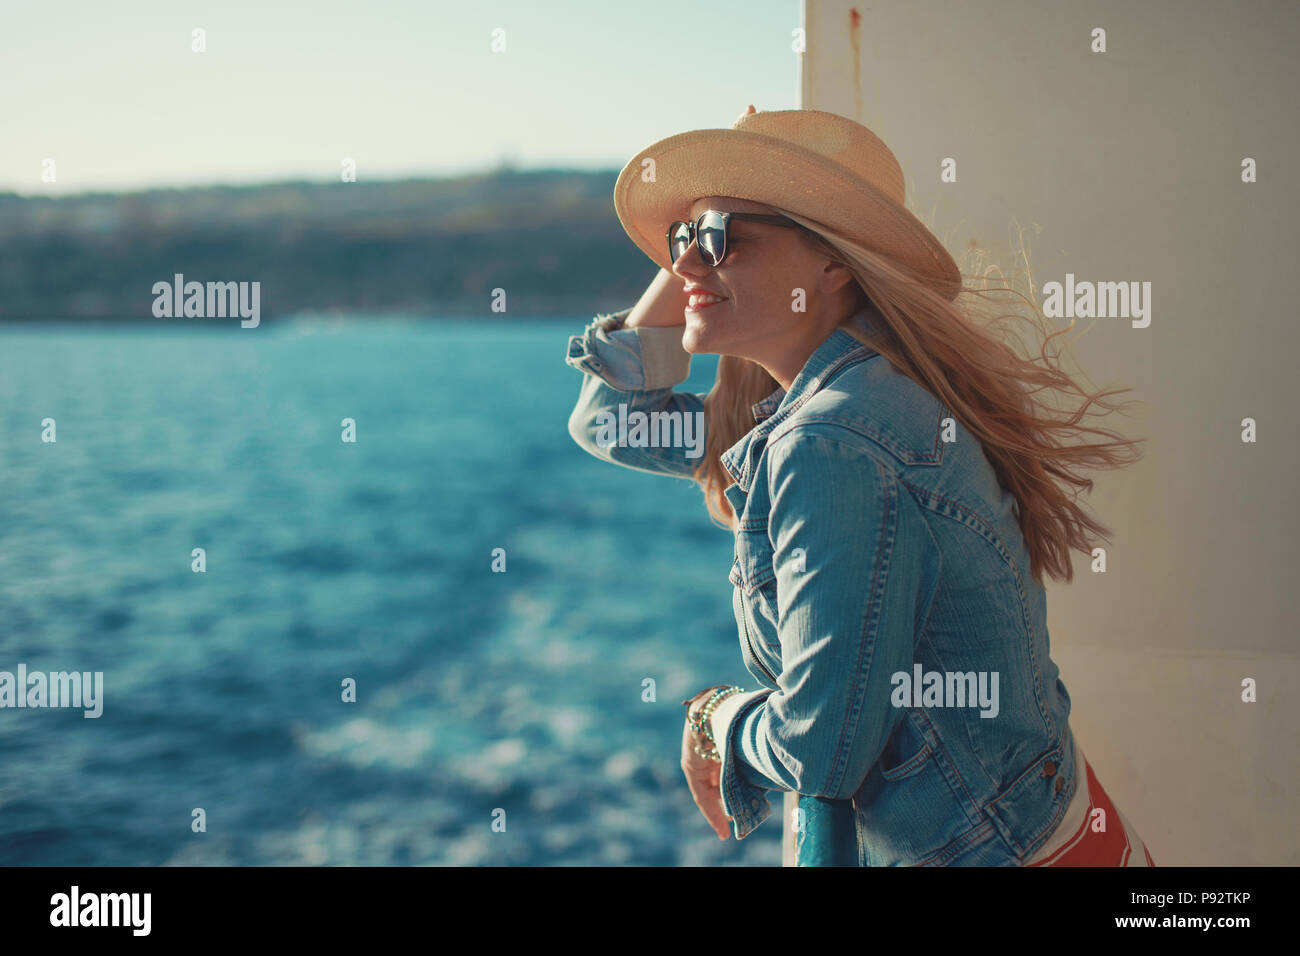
[613,127,962,301]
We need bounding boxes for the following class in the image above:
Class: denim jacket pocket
[854,716,975,864]
[879,741,934,782]
[730,526,776,597]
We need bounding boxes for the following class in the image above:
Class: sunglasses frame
[666,211,801,268]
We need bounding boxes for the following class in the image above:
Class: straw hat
[612,107,962,301]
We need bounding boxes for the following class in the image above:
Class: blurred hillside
[0,170,655,320]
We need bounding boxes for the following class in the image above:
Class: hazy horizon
[0,163,619,201]
[1,0,801,196]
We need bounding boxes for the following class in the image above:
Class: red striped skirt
[1026,740,1155,866]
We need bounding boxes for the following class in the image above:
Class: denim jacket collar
[721,305,880,492]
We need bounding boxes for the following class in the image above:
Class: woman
[565,106,1154,866]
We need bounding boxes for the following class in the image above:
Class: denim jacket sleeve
[712,427,931,839]
[565,307,709,478]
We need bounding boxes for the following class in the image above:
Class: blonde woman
[565,107,1153,866]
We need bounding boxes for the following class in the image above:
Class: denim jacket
[565,302,1078,866]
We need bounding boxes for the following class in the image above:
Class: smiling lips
[686,292,728,311]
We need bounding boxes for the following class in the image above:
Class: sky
[0,0,802,195]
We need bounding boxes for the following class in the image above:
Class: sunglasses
[667,211,801,268]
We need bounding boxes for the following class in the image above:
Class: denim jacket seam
[731,348,877,491]
[824,454,896,799]
[770,411,947,469]
[764,418,901,477]
[892,478,1007,558]
[919,641,1000,803]
[910,705,983,823]
[908,491,944,662]
[897,476,1056,740]
[911,638,996,828]
[914,819,1001,866]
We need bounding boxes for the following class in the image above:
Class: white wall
[798,0,1300,865]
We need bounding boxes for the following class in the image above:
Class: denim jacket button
[1054,776,1065,794]
[1042,760,1056,777]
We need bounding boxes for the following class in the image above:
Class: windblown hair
[693,206,1146,585]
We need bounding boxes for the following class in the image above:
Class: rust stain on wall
[849,8,862,121]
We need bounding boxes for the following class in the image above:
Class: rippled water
[0,316,778,865]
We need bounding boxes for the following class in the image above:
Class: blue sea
[0,316,780,866]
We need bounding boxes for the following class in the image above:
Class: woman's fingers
[681,720,732,839]
[684,770,731,839]
[681,752,727,837]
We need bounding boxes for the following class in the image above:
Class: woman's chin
[681,315,720,354]
[680,326,707,354]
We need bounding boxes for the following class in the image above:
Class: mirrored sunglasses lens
[697,212,726,265]
[668,222,691,263]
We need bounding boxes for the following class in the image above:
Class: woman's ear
[819,258,859,297]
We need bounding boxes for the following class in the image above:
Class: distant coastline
[0,170,651,321]
[0,311,595,324]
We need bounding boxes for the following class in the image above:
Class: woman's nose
[670,240,708,281]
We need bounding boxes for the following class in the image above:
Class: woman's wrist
[683,685,745,759]
[624,268,689,328]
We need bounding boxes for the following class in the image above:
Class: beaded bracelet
[683,685,744,760]
[681,684,730,717]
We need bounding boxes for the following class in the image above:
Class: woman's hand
[623,267,690,329]
[681,701,733,840]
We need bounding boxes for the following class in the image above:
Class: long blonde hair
[693,206,1146,585]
